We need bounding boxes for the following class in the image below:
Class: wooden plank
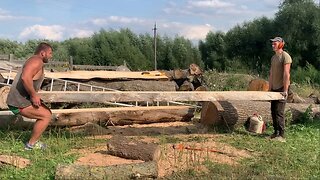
[39,91,285,103]
[0,155,31,168]
[1,70,168,80]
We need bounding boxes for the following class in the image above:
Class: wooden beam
[39,91,285,103]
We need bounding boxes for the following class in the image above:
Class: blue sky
[0,0,284,42]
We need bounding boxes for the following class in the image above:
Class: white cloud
[109,16,145,24]
[91,16,146,26]
[188,0,234,8]
[91,18,108,26]
[19,25,65,41]
[0,8,42,21]
[180,24,213,40]
[159,22,213,41]
[70,29,94,38]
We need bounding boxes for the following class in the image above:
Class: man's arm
[268,67,273,91]
[21,58,43,107]
[283,63,291,93]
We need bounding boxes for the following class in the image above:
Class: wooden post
[69,56,73,70]
[9,54,14,62]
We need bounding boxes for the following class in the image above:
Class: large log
[0,106,195,129]
[201,101,320,130]
[55,161,158,180]
[107,136,160,162]
[39,91,285,103]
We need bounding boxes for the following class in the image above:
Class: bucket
[248,114,265,134]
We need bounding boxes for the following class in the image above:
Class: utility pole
[152,22,157,70]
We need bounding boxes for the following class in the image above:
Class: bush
[291,63,320,86]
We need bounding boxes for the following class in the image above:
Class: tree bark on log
[107,136,160,162]
[0,106,195,129]
[201,101,320,130]
[178,80,194,91]
[55,161,158,180]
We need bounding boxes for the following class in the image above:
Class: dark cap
[270,37,284,42]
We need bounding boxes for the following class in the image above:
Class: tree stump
[0,86,10,109]
[247,79,269,91]
[107,136,160,162]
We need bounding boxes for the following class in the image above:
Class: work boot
[269,132,279,139]
[272,136,286,143]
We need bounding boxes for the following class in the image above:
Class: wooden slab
[39,91,285,103]
[1,70,168,80]
[0,155,30,168]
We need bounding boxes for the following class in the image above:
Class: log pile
[165,63,207,91]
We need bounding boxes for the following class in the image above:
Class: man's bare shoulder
[24,55,43,67]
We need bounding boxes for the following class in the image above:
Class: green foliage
[0,0,319,85]
[203,70,254,91]
[291,63,320,85]
[294,105,315,124]
[275,0,320,68]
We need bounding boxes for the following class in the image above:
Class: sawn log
[107,136,160,162]
[201,101,320,130]
[0,106,195,129]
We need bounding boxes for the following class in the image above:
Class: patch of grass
[204,70,254,91]
[0,129,104,180]
[164,120,320,179]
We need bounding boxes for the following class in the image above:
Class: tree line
[0,0,319,85]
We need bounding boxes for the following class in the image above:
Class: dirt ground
[68,121,254,177]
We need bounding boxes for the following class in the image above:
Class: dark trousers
[271,87,287,137]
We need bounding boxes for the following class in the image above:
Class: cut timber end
[39,91,284,103]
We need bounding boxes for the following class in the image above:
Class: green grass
[164,120,320,179]
[1,120,318,179]
[0,129,104,180]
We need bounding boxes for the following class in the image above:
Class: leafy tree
[199,31,227,71]
[274,0,320,68]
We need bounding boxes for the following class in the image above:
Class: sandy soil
[67,122,253,177]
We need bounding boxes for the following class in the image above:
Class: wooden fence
[0,54,129,71]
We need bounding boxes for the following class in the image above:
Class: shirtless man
[6,42,53,150]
